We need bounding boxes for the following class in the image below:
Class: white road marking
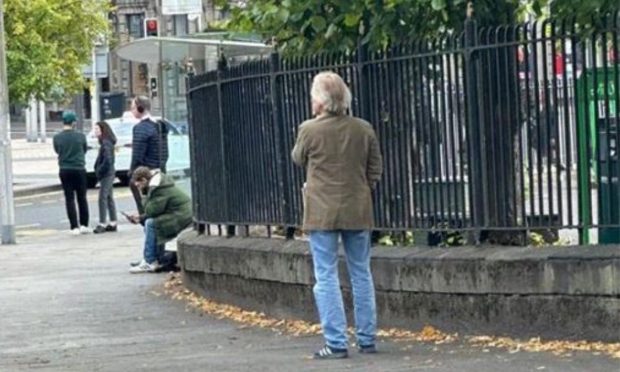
[14,190,63,200]
[15,188,133,205]
[16,229,58,237]
[16,223,41,229]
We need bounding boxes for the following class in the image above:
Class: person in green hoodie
[53,111,90,235]
[127,166,192,273]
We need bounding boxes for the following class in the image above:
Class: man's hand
[122,212,140,224]
[128,214,141,224]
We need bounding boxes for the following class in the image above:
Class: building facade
[108,0,223,117]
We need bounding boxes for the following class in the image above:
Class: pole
[24,106,30,139]
[74,93,84,133]
[464,2,484,244]
[158,0,165,119]
[0,0,16,244]
[38,100,46,143]
[28,96,38,142]
[90,47,100,128]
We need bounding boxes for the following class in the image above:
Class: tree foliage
[549,0,619,26]
[216,0,619,55]
[3,0,111,103]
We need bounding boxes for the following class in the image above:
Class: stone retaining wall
[178,232,620,341]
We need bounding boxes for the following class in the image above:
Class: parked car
[85,115,190,188]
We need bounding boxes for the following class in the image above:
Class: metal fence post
[269,53,295,239]
[463,6,485,244]
[357,43,371,121]
[216,55,234,237]
[185,64,200,233]
[357,43,382,244]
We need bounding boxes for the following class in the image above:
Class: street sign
[162,0,201,15]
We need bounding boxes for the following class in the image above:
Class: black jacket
[130,118,169,172]
[94,139,116,180]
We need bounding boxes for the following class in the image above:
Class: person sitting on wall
[127,166,192,274]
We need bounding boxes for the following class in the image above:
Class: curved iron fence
[187,14,620,244]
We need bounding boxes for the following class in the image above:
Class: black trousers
[59,169,89,229]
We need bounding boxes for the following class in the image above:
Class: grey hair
[311,72,352,115]
[134,95,151,112]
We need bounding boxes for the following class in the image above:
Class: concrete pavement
[13,186,137,237]
[0,226,618,371]
[11,138,61,197]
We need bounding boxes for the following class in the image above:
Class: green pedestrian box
[576,66,619,243]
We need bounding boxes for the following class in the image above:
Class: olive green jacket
[291,114,383,231]
[144,173,192,244]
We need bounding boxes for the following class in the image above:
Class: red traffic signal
[144,18,158,37]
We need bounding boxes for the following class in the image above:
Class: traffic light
[144,18,158,37]
[150,77,158,99]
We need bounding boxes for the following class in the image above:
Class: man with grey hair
[292,71,383,359]
[129,95,169,214]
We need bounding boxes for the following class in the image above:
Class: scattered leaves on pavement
[376,326,457,344]
[467,335,620,359]
[163,273,322,336]
[162,273,620,359]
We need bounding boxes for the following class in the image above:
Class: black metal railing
[187,14,620,245]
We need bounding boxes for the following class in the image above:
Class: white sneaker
[129,260,160,274]
[79,226,92,234]
[70,228,81,236]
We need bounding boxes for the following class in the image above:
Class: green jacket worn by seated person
[143,172,192,244]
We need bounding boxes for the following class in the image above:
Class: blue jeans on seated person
[144,218,165,264]
[309,230,376,351]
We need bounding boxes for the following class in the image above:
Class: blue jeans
[309,230,376,350]
[144,218,164,264]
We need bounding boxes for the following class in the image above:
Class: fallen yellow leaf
[162,273,620,360]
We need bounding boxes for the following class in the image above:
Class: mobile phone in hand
[121,211,136,224]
